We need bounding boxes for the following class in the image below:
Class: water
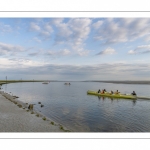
[1,81,150,132]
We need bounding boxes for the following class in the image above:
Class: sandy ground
[0,91,68,132]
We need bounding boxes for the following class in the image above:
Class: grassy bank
[0,80,44,85]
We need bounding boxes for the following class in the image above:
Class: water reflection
[97,95,137,106]
[132,99,137,106]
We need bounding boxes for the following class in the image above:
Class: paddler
[111,90,113,94]
[115,90,119,94]
[131,91,136,95]
[98,89,101,93]
[101,89,106,94]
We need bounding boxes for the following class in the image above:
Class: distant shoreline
[1,80,150,85]
[82,81,150,84]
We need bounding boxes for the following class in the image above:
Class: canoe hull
[87,90,137,99]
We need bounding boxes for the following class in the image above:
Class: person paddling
[131,91,136,95]
[115,90,119,94]
[98,89,101,93]
[101,89,106,94]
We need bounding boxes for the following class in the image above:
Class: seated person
[101,89,105,94]
[98,89,101,93]
[111,90,113,94]
[115,90,119,94]
[131,91,136,95]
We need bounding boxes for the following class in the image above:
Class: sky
[0,18,150,81]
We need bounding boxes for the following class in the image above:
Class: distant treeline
[83,80,150,84]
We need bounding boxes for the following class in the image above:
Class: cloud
[145,36,150,42]
[54,22,72,44]
[51,18,92,46]
[50,18,92,56]
[93,18,150,44]
[0,42,25,55]
[46,49,71,56]
[29,21,53,39]
[28,52,39,57]
[128,45,150,54]
[29,22,41,32]
[97,47,116,55]
[68,18,92,46]
[50,18,64,25]
[92,20,103,29]
[0,22,12,33]
[33,37,41,43]
[0,62,150,80]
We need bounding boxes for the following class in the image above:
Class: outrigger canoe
[87,90,137,99]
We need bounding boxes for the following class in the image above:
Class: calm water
[1,81,150,132]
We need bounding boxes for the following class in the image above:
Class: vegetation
[51,121,54,125]
[0,80,45,85]
[43,117,46,121]
[60,126,64,130]
[36,114,39,117]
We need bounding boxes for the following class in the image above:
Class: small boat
[42,82,49,84]
[64,83,71,85]
[87,90,137,99]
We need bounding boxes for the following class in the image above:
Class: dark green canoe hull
[87,90,137,99]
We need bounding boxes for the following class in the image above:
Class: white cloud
[128,45,150,54]
[29,22,41,31]
[51,18,64,25]
[43,23,53,32]
[94,18,150,44]
[47,49,71,56]
[0,22,12,33]
[97,47,116,55]
[52,18,92,56]
[54,22,72,44]
[68,18,92,45]
[128,50,135,54]
[29,21,53,39]
[1,62,150,80]
[92,20,103,29]
[0,42,25,55]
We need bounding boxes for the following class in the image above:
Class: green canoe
[87,90,137,99]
